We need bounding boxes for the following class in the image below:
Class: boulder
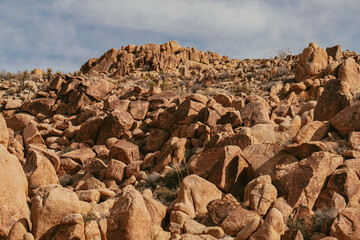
[85,79,114,101]
[207,194,240,225]
[313,79,352,121]
[5,113,35,132]
[243,175,277,215]
[295,42,328,82]
[292,121,331,144]
[96,110,134,144]
[146,128,170,152]
[61,148,96,165]
[240,101,270,127]
[76,116,104,144]
[0,114,9,148]
[0,145,29,239]
[173,175,223,219]
[153,137,187,173]
[282,152,343,209]
[107,187,154,240]
[327,159,360,207]
[105,159,127,184]
[330,208,360,240]
[31,185,81,240]
[24,149,59,193]
[109,140,139,164]
[143,195,167,227]
[338,57,360,92]
[249,208,285,240]
[331,101,360,137]
[21,98,55,117]
[23,123,45,149]
[129,101,149,120]
[188,145,248,192]
[220,205,260,236]
[53,214,85,240]
[326,45,342,61]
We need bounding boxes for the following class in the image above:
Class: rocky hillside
[1,41,360,240]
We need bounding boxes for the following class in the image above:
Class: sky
[1,0,360,73]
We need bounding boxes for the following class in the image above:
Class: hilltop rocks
[0,145,29,239]
[296,42,328,82]
[338,57,360,92]
[4,41,360,239]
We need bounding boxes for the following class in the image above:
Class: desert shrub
[154,186,178,204]
[147,79,157,87]
[270,48,293,59]
[276,66,290,77]
[82,212,100,222]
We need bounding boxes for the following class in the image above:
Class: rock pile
[1,41,360,239]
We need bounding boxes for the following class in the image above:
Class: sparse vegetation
[270,48,293,59]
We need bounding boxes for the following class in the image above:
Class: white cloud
[1,0,360,72]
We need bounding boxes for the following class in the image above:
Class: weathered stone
[173,175,222,220]
[21,98,55,117]
[109,140,139,164]
[197,107,221,127]
[183,219,206,235]
[6,113,35,132]
[338,57,360,92]
[188,145,247,192]
[153,137,187,173]
[292,121,331,144]
[85,79,114,101]
[207,194,240,225]
[105,159,127,184]
[217,110,243,128]
[330,208,360,240]
[243,175,277,216]
[220,205,260,236]
[0,114,9,148]
[240,101,270,127]
[331,101,360,137]
[129,101,149,120]
[282,152,343,209]
[53,214,85,240]
[236,217,262,240]
[23,123,45,149]
[284,141,328,160]
[326,45,342,61]
[61,148,96,165]
[76,116,104,144]
[24,149,59,193]
[249,208,285,240]
[314,79,352,121]
[146,128,170,152]
[295,42,328,82]
[31,186,81,240]
[97,110,134,144]
[0,145,29,239]
[107,187,154,240]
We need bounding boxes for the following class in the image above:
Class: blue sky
[1,0,359,73]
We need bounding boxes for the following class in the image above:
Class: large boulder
[31,185,82,240]
[243,175,277,216]
[313,79,352,121]
[338,57,360,92]
[249,208,285,240]
[295,42,328,82]
[21,98,56,117]
[173,175,223,219]
[96,110,134,144]
[5,113,35,132]
[24,149,59,193]
[0,114,9,148]
[188,145,248,192]
[331,101,360,137]
[109,140,139,164]
[282,151,343,209]
[240,101,270,127]
[330,208,360,240]
[0,145,29,239]
[85,79,114,101]
[107,187,153,240]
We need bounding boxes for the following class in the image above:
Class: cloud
[1,0,360,72]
